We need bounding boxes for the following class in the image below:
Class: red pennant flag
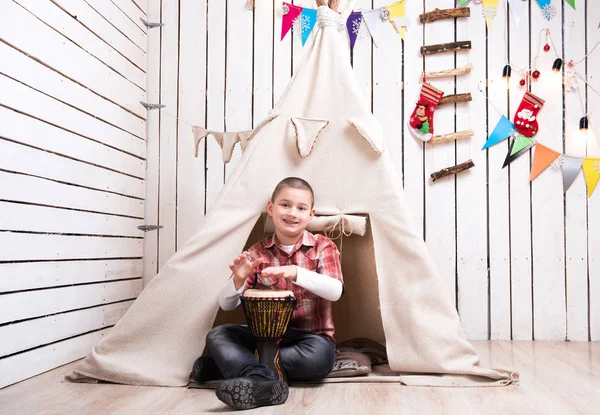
[529,143,561,181]
[281,3,303,41]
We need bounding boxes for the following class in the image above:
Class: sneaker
[215,377,289,410]
[191,356,223,383]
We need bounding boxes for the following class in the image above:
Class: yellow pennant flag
[482,0,499,28]
[582,158,600,197]
[385,1,406,40]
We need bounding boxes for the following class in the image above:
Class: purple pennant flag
[346,12,363,50]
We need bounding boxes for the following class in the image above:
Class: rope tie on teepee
[317,6,345,32]
[323,215,355,262]
[323,216,354,240]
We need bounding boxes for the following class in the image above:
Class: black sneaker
[191,356,223,383]
[215,377,289,410]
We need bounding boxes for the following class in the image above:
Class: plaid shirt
[243,230,343,342]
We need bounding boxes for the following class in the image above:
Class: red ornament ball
[532,70,541,79]
[543,44,550,52]
[519,79,526,87]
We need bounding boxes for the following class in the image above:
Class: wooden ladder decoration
[419,7,475,181]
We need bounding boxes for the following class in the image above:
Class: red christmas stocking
[408,83,444,142]
[513,91,545,138]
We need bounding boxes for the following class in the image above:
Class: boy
[193,177,344,410]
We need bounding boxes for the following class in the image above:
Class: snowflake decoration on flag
[541,3,557,20]
[292,14,311,39]
[352,17,369,41]
[593,160,600,174]
[551,155,564,171]
[482,5,497,22]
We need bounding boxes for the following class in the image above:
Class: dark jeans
[206,324,336,382]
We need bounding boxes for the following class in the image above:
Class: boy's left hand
[261,266,297,282]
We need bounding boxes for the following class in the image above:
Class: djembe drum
[240,289,296,381]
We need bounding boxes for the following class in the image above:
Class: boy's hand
[229,252,263,290]
[260,266,298,282]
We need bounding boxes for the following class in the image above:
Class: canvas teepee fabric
[67,5,517,387]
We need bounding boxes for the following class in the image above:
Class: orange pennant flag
[529,143,561,181]
[582,158,600,197]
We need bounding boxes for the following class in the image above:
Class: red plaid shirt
[242,230,343,342]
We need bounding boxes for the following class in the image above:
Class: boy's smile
[267,187,315,245]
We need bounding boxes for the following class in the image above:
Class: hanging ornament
[564,60,578,91]
[532,70,541,79]
[519,77,526,87]
[544,44,550,52]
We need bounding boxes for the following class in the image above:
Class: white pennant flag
[508,0,527,27]
[362,9,383,48]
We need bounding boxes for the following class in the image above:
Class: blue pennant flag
[482,115,516,150]
[300,8,318,47]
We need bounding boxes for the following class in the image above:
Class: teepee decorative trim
[192,113,279,163]
[290,117,329,157]
[348,116,385,154]
[264,213,367,236]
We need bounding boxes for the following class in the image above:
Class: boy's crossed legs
[196,324,336,409]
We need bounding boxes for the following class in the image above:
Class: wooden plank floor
[0,341,599,414]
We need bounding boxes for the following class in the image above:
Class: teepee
[67,4,516,387]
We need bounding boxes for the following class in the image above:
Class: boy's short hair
[271,177,314,208]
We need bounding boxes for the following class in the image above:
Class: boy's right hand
[229,251,263,290]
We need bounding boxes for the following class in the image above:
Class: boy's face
[267,187,316,244]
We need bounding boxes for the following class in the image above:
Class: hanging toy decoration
[564,60,578,91]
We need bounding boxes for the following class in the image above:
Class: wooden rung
[421,41,471,56]
[438,93,473,106]
[424,63,473,79]
[430,159,475,182]
[419,7,471,23]
[429,129,474,144]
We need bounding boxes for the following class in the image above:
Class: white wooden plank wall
[147,0,599,344]
[0,0,146,388]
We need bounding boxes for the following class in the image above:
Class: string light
[580,116,589,131]
[552,58,563,72]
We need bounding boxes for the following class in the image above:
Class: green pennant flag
[460,0,470,6]
[565,0,576,10]
[510,134,534,156]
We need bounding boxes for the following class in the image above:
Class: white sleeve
[218,277,245,311]
[293,266,343,302]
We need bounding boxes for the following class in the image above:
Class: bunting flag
[529,143,561,181]
[562,156,584,192]
[582,158,600,197]
[502,134,535,168]
[508,0,527,28]
[385,1,407,40]
[346,12,363,50]
[482,0,499,28]
[536,0,557,21]
[281,3,302,41]
[459,0,470,5]
[363,9,383,48]
[299,8,318,46]
[483,115,516,150]
[565,0,576,9]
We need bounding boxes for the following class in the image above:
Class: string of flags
[459,0,576,27]
[280,1,409,48]
[483,114,600,198]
